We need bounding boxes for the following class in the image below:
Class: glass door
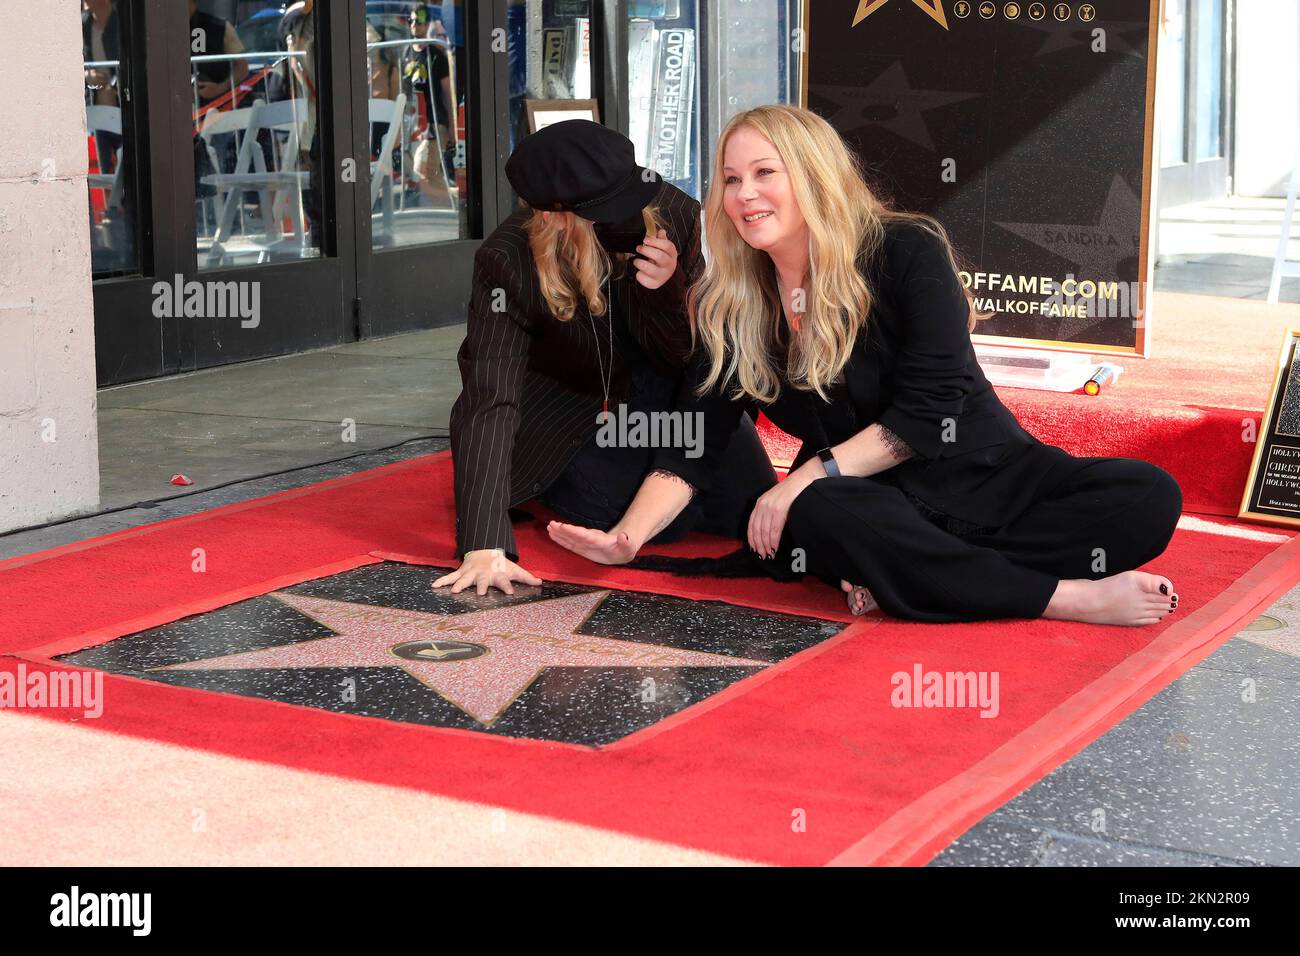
[86,1,608,385]
[352,0,485,338]
[623,0,703,197]
[85,0,359,385]
[1157,0,1232,208]
[702,0,801,197]
[86,0,505,384]
[615,0,803,203]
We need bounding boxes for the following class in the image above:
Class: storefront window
[627,1,702,198]
[704,0,800,196]
[1158,0,1188,167]
[82,0,140,277]
[366,1,471,248]
[191,0,323,270]
[625,1,800,202]
[507,0,595,155]
[1194,0,1223,160]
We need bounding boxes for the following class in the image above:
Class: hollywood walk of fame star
[153,590,769,726]
[814,61,980,152]
[853,0,950,30]
[993,173,1142,340]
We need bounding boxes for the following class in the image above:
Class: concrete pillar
[0,0,101,532]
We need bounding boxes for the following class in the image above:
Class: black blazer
[654,220,1061,530]
[450,180,704,559]
[82,6,122,62]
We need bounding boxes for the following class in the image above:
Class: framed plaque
[1239,329,1300,528]
[800,0,1159,355]
[524,98,601,134]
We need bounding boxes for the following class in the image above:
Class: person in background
[366,21,402,166]
[83,0,121,108]
[367,21,400,101]
[188,0,249,107]
[274,1,320,249]
[401,3,454,205]
[83,0,134,271]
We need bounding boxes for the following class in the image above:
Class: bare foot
[1043,571,1179,627]
[840,579,879,617]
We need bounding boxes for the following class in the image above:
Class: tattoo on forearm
[878,424,916,463]
[646,468,698,539]
[649,469,698,500]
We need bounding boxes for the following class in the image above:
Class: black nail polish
[1159,583,1168,595]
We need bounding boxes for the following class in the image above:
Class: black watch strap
[817,446,841,478]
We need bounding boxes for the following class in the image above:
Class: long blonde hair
[693,105,982,403]
[523,204,667,321]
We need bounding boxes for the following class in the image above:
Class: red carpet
[4,449,1298,866]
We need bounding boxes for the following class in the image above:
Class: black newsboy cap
[505,119,662,224]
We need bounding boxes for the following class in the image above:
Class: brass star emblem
[853,0,950,30]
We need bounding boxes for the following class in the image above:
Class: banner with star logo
[803,0,1159,354]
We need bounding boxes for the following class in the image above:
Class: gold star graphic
[853,0,950,30]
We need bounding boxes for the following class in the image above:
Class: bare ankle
[1044,579,1088,620]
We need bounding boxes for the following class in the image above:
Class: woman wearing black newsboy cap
[434,120,777,596]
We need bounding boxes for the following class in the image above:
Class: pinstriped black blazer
[449,180,703,560]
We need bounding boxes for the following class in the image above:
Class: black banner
[803,1,1158,353]
[0,867,1281,939]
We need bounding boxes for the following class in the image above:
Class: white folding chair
[201,98,309,267]
[1269,141,1300,304]
[196,102,257,242]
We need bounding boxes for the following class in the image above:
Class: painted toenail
[1160,583,1168,595]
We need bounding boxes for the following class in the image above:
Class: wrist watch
[816,446,841,478]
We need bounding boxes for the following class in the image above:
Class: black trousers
[780,454,1183,623]
[541,366,778,543]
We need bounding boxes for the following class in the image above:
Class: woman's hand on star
[432,549,542,596]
